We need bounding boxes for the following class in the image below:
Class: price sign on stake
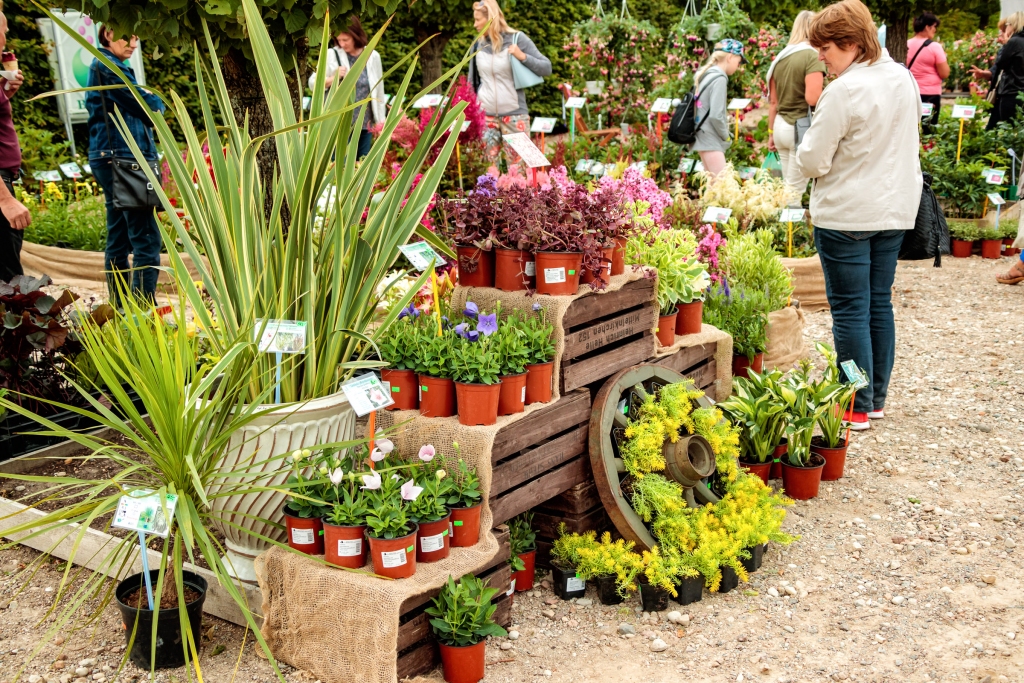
[575,158,594,173]
[727,98,751,110]
[841,361,869,389]
[650,98,673,113]
[564,97,587,109]
[59,162,82,179]
[341,373,395,417]
[412,93,443,109]
[983,168,1006,185]
[531,117,556,133]
[677,158,696,174]
[738,166,757,180]
[114,490,178,538]
[779,208,806,223]
[502,132,550,168]
[921,102,934,118]
[701,206,733,224]
[398,242,442,271]
[951,104,976,119]
[987,192,1006,206]
[254,319,307,354]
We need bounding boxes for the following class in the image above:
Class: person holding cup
[0,7,30,283]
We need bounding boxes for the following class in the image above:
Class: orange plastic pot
[675,300,703,335]
[416,511,452,563]
[368,524,418,579]
[450,503,482,547]
[439,641,485,683]
[322,521,367,569]
[1003,238,1018,256]
[581,247,614,287]
[525,362,554,405]
[770,441,787,480]
[455,382,500,426]
[732,353,764,380]
[981,239,1003,259]
[498,373,527,416]
[656,312,677,347]
[811,436,849,481]
[494,248,533,291]
[780,454,825,501]
[611,237,627,276]
[535,251,582,295]
[740,459,772,485]
[382,368,418,411]
[282,505,323,555]
[513,549,536,592]
[457,245,495,288]
[950,239,973,258]
[418,375,456,418]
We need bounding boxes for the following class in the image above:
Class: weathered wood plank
[562,278,655,329]
[489,457,590,526]
[491,426,587,495]
[560,336,656,393]
[490,390,590,461]
[653,343,717,375]
[690,359,718,397]
[541,480,602,515]
[531,505,609,539]
[561,304,658,361]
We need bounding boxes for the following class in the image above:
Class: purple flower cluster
[597,167,673,227]
[456,301,498,342]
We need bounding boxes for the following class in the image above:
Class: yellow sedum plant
[575,532,645,597]
[620,381,705,479]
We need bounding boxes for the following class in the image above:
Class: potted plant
[437,187,498,288]
[948,220,980,258]
[810,342,857,482]
[979,226,1003,259]
[408,445,452,563]
[1001,220,1019,255]
[495,309,532,416]
[425,575,509,683]
[282,448,330,556]
[447,456,483,547]
[574,532,644,605]
[451,303,502,425]
[492,183,538,291]
[364,473,423,579]
[702,283,769,379]
[714,475,795,574]
[579,189,629,288]
[322,484,370,569]
[413,322,458,418]
[509,513,538,593]
[611,198,657,275]
[533,184,605,295]
[774,361,833,500]
[379,309,422,411]
[522,303,557,405]
[718,369,788,484]
[550,526,599,600]
[639,546,680,612]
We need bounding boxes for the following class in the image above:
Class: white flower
[418,444,436,462]
[329,468,344,486]
[401,479,424,501]
[376,438,395,455]
[370,448,386,462]
[360,471,382,490]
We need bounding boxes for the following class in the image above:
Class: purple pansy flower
[397,303,419,320]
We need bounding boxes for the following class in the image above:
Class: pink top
[906,38,947,95]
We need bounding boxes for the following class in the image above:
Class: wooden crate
[559,279,658,394]
[396,526,513,680]
[652,341,720,400]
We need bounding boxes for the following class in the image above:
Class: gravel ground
[1,254,1023,683]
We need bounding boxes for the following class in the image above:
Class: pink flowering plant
[696,223,727,285]
[947,29,1001,92]
[597,165,673,228]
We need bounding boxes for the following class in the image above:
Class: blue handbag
[509,33,543,90]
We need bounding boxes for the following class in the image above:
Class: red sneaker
[843,410,871,431]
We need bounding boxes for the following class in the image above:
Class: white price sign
[677,158,696,173]
[398,242,442,271]
[987,192,1006,206]
[565,97,587,109]
[502,132,550,168]
[59,162,82,179]
[738,166,757,180]
[412,94,444,109]
[728,98,752,110]
[575,158,594,173]
[531,117,556,133]
[341,373,395,416]
[585,81,604,95]
[920,102,934,118]
[113,490,178,538]
[983,168,1006,185]
[702,206,733,224]
[254,319,308,354]
[694,161,705,173]
[779,208,806,223]
[951,104,976,119]
[650,98,674,114]
[33,170,62,182]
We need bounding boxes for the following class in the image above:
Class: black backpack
[667,74,725,145]
[899,172,949,267]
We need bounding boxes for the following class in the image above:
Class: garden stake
[137,531,154,610]
[540,131,545,152]
[367,411,376,469]
[845,388,856,445]
[995,201,1002,233]
[734,110,740,142]
[531,167,538,187]
[431,266,443,337]
[982,195,988,219]
[956,118,965,164]
[570,109,576,144]
[455,141,463,192]
[787,222,793,257]
[274,352,283,404]
[656,113,663,146]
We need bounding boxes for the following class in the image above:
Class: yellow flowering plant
[714,474,797,551]
[574,532,645,597]
[551,525,599,571]
[620,381,705,478]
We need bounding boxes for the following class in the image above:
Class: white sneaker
[867,410,884,420]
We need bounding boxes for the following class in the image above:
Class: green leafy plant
[812,342,857,449]
[619,381,704,478]
[575,532,645,596]
[948,220,982,241]
[772,360,836,467]
[509,512,536,573]
[412,326,457,379]
[20,191,108,252]
[283,448,330,519]
[626,228,711,314]
[723,229,794,311]
[517,305,556,365]
[494,313,532,377]
[366,501,414,540]
[426,575,509,647]
[407,469,450,524]
[379,313,422,372]
[702,283,769,361]
[325,486,369,527]
[449,456,482,509]
[718,368,789,463]
[978,226,1001,241]
[1000,220,1018,240]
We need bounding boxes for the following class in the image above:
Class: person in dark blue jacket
[85,27,165,306]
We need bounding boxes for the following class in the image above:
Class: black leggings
[987,93,1021,130]
[920,94,941,134]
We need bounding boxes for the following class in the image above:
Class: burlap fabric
[764,306,807,372]
[652,323,733,399]
[781,255,828,312]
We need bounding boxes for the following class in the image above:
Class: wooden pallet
[560,278,658,394]
[396,526,513,680]
[652,342,720,400]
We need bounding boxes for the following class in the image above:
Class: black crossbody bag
[95,66,161,211]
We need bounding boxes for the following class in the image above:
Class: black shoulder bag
[667,74,725,145]
[906,39,932,70]
[96,66,161,211]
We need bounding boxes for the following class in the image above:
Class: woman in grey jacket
[469,0,551,170]
[692,39,746,178]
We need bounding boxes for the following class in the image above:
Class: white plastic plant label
[398,242,442,271]
[951,104,976,119]
[254,319,308,354]
[590,163,606,176]
[566,576,586,592]
[420,532,446,553]
[565,97,587,109]
[840,360,869,389]
[728,98,752,110]
[380,548,408,568]
[738,166,757,180]
[677,158,696,174]
[291,528,315,545]
[585,81,604,95]
[630,160,648,172]
[779,208,806,223]
[694,161,705,173]
[650,98,673,113]
[412,94,444,109]
[544,267,566,284]
[920,102,934,118]
[575,158,594,173]
[502,132,550,168]
[508,578,516,596]
[701,206,733,224]
[59,162,82,179]
[521,386,526,403]
[531,117,556,133]
[983,168,1006,185]
[338,538,362,557]
[113,490,178,538]
[987,192,1006,206]
[341,373,395,416]
[525,261,536,276]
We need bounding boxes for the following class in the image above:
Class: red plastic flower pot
[439,641,485,683]
[656,312,677,347]
[368,525,418,579]
[513,549,536,592]
[494,248,532,292]
[740,459,772,485]
[770,441,787,479]
[732,353,764,380]
[282,505,324,555]
[981,239,1003,259]
[780,454,826,501]
[675,300,703,335]
[455,382,500,426]
[611,237,628,276]
[950,239,973,258]
[535,251,583,295]
[456,245,495,288]
[381,368,418,411]
[498,373,527,416]
[322,521,368,569]
[525,362,554,405]
[811,436,849,481]
[581,247,614,287]
[416,511,452,563]
[418,375,456,418]
[450,503,482,547]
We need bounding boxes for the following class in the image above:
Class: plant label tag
[502,132,550,168]
[566,576,586,592]
[113,490,178,538]
[412,93,444,109]
[338,538,362,557]
[779,208,806,223]
[694,161,705,173]
[82,163,92,175]
[951,104,976,119]
[522,386,526,403]
[677,158,696,174]
[920,102,934,118]
[651,98,673,113]
[302,96,312,111]
[840,360,869,389]
[738,166,757,180]
[398,242,442,271]
[39,170,62,182]
[590,162,606,176]
[575,158,594,173]
[565,97,587,109]
[449,521,454,537]
[460,120,471,133]
[630,160,648,172]
[983,168,1006,185]
[420,532,446,553]
[508,578,516,596]
[59,162,82,179]
[531,117,557,133]
[291,527,315,545]
[585,81,604,95]
[617,398,627,415]
[702,206,732,224]
[254,319,308,354]
[728,98,751,110]
[380,548,407,568]
[524,261,536,276]
[987,192,1006,206]
[341,373,395,416]
[544,267,566,284]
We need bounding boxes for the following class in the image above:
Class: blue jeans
[814,228,904,414]
[92,161,162,306]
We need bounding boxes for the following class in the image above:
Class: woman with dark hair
[308,15,386,159]
[907,12,949,133]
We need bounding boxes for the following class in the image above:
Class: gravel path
[1,255,1022,683]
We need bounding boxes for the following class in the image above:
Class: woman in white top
[307,16,386,159]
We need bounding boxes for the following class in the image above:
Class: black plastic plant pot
[551,563,586,600]
[115,570,208,670]
[639,581,669,612]
[740,544,764,574]
[714,566,739,594]
[595,574,624,605]
[673,575,703,606]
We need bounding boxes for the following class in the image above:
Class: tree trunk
[885,9,911,65]
[415,28,453,94]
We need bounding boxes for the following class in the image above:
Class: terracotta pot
[950,239,973,258]
[811,436,849,482]
[416,511,452,563]
[322,521,368,569]
[525,362,554,404]
[732,352,764,380]
[498,373,527,416]
[581,247,614,287]
[675,300,703,335]
[740,459,772,485]
[368,524,418,579]
[418,375,456,418]
[439,641,485,683]
[770,441,787,480]
[513,549,536,592]
[611,237,627,276]
[456,245,495,288]
[780,454,826,501]
[535,251,583,295]
[455,382,500,426]
[381,368,418,412]
[981,239,1003,259]
[494,248,532,292]
[450,503,482,547]
[656,312,678,347]
[282,505,323,555]
[1003,238,1019,256]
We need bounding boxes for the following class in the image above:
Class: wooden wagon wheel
[589,364,721,552]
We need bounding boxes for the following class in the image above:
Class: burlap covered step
[651,324,734,400]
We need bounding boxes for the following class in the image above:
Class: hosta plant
[426,575,509,647]
[723,229,794,312]
[625,228,710,314]
[812,342,857,448]
[718,368,789,463]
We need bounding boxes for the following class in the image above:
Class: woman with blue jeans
[85,28,165,306]
[797,0,922,431]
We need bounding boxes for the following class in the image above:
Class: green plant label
[254,319,307,354]
[337,539,362,557]
[677,158,696,174]
[112,490,178,538]
[341,373,395,417]
[442,529,449,536]
[380,548,408,568]
[59,162,82,179]
[420,533,446,553]
[840,360,869,389]
[397,242,442,272]
[544,267,566,284]
[568,269,576,276]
